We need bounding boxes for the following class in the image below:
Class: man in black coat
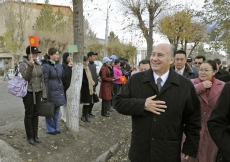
[213,58,229,79]
[115,43,201,162]
[172,50,198,79]
[87,51,98,116]
[208,82,230,162]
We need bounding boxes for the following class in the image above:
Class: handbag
[93,92,99,103]
[7,63,28,98]
[38,101,55,117]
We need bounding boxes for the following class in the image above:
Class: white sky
[36,0,204,47]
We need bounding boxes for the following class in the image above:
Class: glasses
[194,62,202,65]
[199,69,213,73]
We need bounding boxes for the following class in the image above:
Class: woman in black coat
[80,56,95,122]
[61,52,72,122]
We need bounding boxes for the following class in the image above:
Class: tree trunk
[66,0,84,132]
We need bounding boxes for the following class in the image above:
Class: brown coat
[19,57,47,103]
[183,78,225,162]
[99,66,113,100]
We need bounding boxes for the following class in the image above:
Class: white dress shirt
[175,66,185,75]
[153,70,169,87]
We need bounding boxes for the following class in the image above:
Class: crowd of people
[13,43,230,162]
[115,44,230,162]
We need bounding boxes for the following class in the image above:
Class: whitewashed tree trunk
[66,63,82,132]
[66,0,84,132]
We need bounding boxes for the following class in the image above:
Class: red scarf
[200,77,215,96]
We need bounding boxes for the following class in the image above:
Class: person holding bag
[41,48,72,135]
[19,46,47,146]
[80,56,95,122]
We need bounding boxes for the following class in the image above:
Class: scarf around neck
[83,65,95,95]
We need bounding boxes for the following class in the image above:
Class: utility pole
[104,1,110,57]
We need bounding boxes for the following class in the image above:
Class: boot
[32,117,40,143]
[81,116,86,122]
[88,104,95,117]
[85,106,91,122]
[27,138,36,146]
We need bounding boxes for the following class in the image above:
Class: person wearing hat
[19,46,47,146]
[110,54,117,67]
[99,57,115,117]
[87,51,98,117]
[187,57,193,67]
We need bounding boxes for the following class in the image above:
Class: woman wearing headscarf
[99,57,114,117]
[80,56,95,122]
[61,52,72,122]
[182,60,225,162]
[19,46,46,145]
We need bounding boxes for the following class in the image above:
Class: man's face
[194,58,204,70]
[174,54,186,70]
[88,55,96,62]
[139,63,150,72]
[150,44,174,76]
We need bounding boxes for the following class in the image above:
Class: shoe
[61,117,66,122]
[34,137,41,143]
[81,116,86,122]
[108,109,113,112]
[56,131,61,134]
[89,112,95,117]
[102,114,110,117]
[85,114,91,123]
[47,132,57,135]
[27,138,36,146]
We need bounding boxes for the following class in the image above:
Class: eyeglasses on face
[199,69,213,73]
[194,62,202,65]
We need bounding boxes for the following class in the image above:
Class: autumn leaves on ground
[0,102,132,162]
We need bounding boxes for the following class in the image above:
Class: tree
[66,0,84,132]
[202,0,230,55]
[159,10,206,55]
[34,1,73,54]
[117,0,167,59]
[0,0,35,57]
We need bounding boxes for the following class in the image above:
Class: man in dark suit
[173,50,198,79]
[208,82,230,162]
[115,43,201,162]
[213,58,229,79]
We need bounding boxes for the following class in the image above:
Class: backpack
[7,63,28,98]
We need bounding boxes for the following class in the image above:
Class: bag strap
[16,62,27,77]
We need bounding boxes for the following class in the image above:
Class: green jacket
[19,57,46,104]
[3,64,10,72]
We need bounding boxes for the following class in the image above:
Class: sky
[36,0,205,48]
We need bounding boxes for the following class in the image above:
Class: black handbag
[93,93,99,103]
[38,101,55,117]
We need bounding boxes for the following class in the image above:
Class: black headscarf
[62,52,70,64]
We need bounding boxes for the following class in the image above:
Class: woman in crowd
[99,57,114,117]
[61,52,72,122]
[19,46,46,146]
[41,48,72,135]
[184,60,225,162]
[80,56,95,122]
[112,59,122,108]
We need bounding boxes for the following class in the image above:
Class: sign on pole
[67,45,78,53]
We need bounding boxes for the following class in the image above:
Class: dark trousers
[22,91,42,139]
[112,83,121,108]
[101,100,110,115]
